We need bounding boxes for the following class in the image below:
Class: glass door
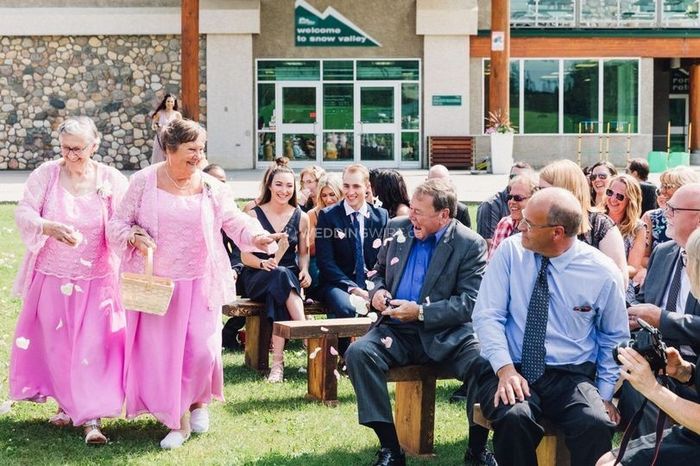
[669,94,688,152]
[276,82,321,162]
[355,83,400,163]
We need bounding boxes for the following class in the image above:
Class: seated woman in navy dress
[241,165,311,383]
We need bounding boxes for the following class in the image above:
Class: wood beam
[690,63,700,152]
[181,0,199,121]
[488,0,510,122]
[472,36,700,58]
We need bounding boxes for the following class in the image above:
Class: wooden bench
[222,298,327,372]
[273,317,372,406]
[387,365,455,457]
[473,403,571,466]
[428,136,474,169]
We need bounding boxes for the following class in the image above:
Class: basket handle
[145,247,154,283]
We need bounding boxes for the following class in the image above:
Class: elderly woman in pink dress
[11,116,128,444]
[109,119,280,449]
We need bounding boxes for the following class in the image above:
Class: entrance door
[276,83,321,162]
[356,83,400,163]
[669,94,688,152]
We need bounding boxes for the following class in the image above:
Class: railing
[511,0,700,28]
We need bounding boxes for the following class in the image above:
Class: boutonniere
[96,180,112,199]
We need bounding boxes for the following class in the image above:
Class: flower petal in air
[368,312,378,322]
[309,347,322,359]
[349,294,368,315]
[75,285,84,293]
[372,238,382,249]
[334,369,341,381]
[390,257,399,266]
[298,367,307,374]
[365,281,375,291]
[367,270,378,278]
[336,230,346,239]
[329,346,339,356]
[15,337,30,350]
[79,258,92,267]
[81,359,89,366]
[60,283,74,296]
[55,319,63,331]
[380,336,393,349]
[320,326,329,333]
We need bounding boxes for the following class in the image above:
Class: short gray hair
[161,119,206,154]
[547,201,582,237]
[413,179,457,218]
[58,116,101,145]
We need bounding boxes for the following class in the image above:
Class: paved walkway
[0,167,682,204]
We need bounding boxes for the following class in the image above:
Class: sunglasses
[507,194,530,202]
[656,184,679,195]
[589,173,609,181]
[605,189,625,202]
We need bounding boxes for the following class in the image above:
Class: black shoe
[449,382,469,403]
[372,447,406,466]
[464,448,498,466]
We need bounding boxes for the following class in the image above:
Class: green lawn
[0,204,476,465]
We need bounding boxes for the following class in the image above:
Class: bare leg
[268,291,306,383]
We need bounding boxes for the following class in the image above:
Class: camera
[613,318,667,372]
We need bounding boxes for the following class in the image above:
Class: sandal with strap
[267,361,284,383]
[84,421,108,445]
[49,411,71,427]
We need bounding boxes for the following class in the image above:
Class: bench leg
[244,315,271,372]
[394,376,437,456]
[306,334,339,406]
[536,434,557,466]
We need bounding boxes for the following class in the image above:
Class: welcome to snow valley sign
[295,0,381,47]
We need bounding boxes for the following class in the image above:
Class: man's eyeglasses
[664,203,700,216]
[520,217,560,232]
[60,143,91,156]
[656,184,679,196]
[507,194,530,202]
[589,173,609,181]
[605,189,625,202]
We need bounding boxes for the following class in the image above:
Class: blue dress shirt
[473,234,630,400]
[394,226,447,303]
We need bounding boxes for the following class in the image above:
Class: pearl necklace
[164,166,193,190]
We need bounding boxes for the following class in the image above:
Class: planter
[490,132,514,175]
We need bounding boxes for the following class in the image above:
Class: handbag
[120,247,174,315]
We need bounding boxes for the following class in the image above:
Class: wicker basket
[120,247,174,316]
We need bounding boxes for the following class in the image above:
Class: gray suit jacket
[368,217,487,361]
[637,240,700,351]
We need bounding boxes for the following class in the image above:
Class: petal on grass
[0,400,13,415]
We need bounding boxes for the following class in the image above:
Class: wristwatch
[417,304,424,322]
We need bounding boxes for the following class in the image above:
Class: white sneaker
[190,407,209,433]
[160,430,190,449]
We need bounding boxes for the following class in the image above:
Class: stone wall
[0,35,206,170]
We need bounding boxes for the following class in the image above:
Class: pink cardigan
[14,159,128,297]
[107,163,271,312]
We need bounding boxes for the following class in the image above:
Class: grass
[0,204,477,465]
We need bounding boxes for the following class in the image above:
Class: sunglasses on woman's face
[590,173,609,181]
[507,194,529,202]
[605,189,625,202]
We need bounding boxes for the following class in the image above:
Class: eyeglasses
[605,189,625,202]
[507,194,530,202]
[60,143,91,156]
[589,173,609,181]
[664,203,700,216]
[509,173,518,180]
[656,184,679,195]
[520,217,560,232]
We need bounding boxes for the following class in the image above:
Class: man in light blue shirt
[473,187,629,466]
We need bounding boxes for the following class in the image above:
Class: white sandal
[267,361,284,383]
[190,407,209,433]
[84,420,108,445]
[49,411,71,427]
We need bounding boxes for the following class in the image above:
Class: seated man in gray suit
[345,179,495,466]
[619,182,700,436]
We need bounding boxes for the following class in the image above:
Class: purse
[120,247,174,315]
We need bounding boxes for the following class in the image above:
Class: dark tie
[521,256,551,384]
[351,212,366,287]
[666,252,686,313]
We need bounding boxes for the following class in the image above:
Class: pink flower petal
[372,238,382,249]
[425,296,431,305]
[329,346,339,356]
[333,369,341,381]
[383,237,394,246]
[380,336,393,349]
[367,270,378,278]
[365,281,375,291]
[15,337,30,350]
[75,285,84,293]
[320,326,329,333]
[81,358,89,366]
[298,367,307,374]
[309,347,322,359]
[336,230,346,239]
[79,258,92,267]
[390,257,399,265]
[60,283,74,296]
[55,319,63,331]
[368,312,378,322]
[0,400,14,415]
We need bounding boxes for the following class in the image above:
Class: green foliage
[0,205,476,465]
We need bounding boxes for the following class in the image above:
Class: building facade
[0,0,698,170]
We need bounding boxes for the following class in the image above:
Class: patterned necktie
[666,252,686,313]
[351,211,366,287]
[521,256,551,384]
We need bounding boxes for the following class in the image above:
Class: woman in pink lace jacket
[108,119,280,449]
[11,116,128,444]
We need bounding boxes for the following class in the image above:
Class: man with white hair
[427,164,471,228]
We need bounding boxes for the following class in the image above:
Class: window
[483,58,639,135]
[257,61,320,81]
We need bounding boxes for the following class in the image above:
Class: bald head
[529,188,583,237]
[427,164,450,180]
[666,183,700,247]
